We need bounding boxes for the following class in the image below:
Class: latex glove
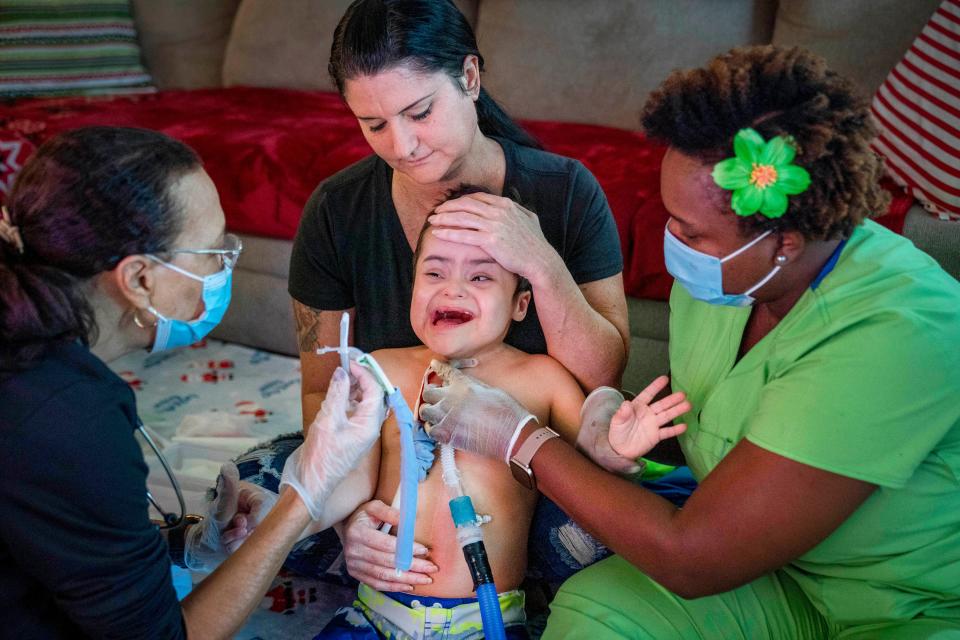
[280,362,386,519]
[184,461,241,572]
[342,499,438,592]
[219,481,279,554]
[608,375,691,460]
[576,387,645,475]
[419,360,536,463]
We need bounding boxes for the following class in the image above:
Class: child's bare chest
[374,359,547,594]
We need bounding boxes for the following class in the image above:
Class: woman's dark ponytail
[0,259,91,376]
[329,0,542,150]
[475,88,542,149]
[0,126,200,375]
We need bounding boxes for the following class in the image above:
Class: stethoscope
[137,419,186,529]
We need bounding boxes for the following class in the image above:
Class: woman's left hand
[429,192,557,282]
[219,481,279,553]
[184,462,243,571]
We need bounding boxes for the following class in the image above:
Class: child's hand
[608,376,691,460]
[576,387,643,474]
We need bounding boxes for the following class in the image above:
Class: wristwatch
[509,427,560,490]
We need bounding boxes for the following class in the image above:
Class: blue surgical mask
[663,224,780,307]
[145,258,233,352]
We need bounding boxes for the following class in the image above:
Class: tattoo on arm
[294,303,324,353]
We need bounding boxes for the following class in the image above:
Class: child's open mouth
[432,308,475,326]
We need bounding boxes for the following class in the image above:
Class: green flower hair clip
[711,128,811,219]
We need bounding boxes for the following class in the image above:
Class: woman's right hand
[420,360,535,463]
[342,499,438,591]
[281,362,386,519]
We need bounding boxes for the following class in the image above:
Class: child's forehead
[418,233,496,265]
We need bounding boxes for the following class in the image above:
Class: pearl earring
[775,255,788,265]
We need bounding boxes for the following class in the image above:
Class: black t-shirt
[0,342,185,639]
[289,137,623,353]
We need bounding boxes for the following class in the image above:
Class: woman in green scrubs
[420,45,960,638]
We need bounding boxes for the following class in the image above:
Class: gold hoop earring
[133,308,158,330]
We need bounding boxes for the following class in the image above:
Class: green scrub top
[669,220,960,626]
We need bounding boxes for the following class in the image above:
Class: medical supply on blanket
[176,411,258,438]
[440,443,506,640]
[316,313,424,573]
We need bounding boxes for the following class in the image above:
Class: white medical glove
[219,481,279,553]
[183,461,241,572]
[575,387,645,475]
[280,362,387,519]
[419,360,536,463]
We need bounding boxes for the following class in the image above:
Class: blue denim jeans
[235,434,697,582]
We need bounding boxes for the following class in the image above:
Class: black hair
[412,184,532,294]
[0,126,201,374]
[329,0,542,150]
[641,45,889,240]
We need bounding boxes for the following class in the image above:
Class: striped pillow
[0,0,155,99]
[871,0,960,221]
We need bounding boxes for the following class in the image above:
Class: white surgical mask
[663,224,780,307]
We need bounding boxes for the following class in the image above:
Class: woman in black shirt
[0,126,385,638]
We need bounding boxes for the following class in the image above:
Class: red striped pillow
[0,0,155,99]
[871,0,960,221]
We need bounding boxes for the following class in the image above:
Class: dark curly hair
[641,45,889,240]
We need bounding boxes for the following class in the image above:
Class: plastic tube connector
[449,496,478,529]
[443,449,505,638]
[440,444,463,498]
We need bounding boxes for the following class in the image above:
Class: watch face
[510,460,535,490]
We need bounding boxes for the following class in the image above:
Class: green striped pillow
[0,0,155,98]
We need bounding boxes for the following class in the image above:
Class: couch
[3,0,956,399]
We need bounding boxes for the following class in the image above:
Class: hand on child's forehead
[417,230,494,264]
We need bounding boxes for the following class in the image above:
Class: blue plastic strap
[387,389,419,572]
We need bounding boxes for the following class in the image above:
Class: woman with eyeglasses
[0,126,387,639]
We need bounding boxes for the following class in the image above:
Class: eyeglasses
[168,232,243,270]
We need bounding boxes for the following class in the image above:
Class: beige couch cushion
[223,0,479,91]
[772,0,941,97]
[222,0,351,90]
[476,0,775,130]
[132,0,240,89]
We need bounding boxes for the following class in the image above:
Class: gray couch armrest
[902,206,960,282]
[210,235,298,356]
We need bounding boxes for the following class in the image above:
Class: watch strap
[510,426,560,489]
[504,414,538,463]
